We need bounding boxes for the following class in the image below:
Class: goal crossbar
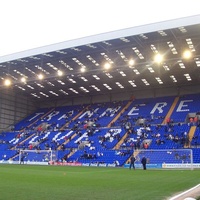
[133,149,193,170]
[19,149,58,164]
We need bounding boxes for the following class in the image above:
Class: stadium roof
[1,15,200,102]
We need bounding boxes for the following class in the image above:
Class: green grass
[0,164,199,200]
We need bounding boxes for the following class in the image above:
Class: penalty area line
[169,184,200,200]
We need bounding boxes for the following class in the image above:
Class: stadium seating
[0,94,200,167]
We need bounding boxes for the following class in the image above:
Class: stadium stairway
[57,132,78,150]
[11,133,36,150]
[113,131,130,150]
[27,108,55,130]
[59,105,89,130]
[57,106,90,150]
[185,125,197,148]
[162,96,179,125]
[126,149,140,164]
[10,108,55,150]
[10,151,20,161]
[64,148,77,160]
[107,100,133,128]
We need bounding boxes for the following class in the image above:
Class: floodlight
[57,70,63,76]
[129,59,135,66]
[183,50,192,59]
[21,77,26,83]
[104,63,111,69]
[4,79,12,86]
[38,74,44,80]
[154,53,163,64]
[80,67,86,73]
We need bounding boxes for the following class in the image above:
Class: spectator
[141,156,147,170]
[114,160,119,166]
[129,155,136,170]
[143,142,148,149]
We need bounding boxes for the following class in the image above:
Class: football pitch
[0,164,199,200]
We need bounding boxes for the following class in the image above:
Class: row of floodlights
[3,63,113,86]
[4,70,63,86]
[3,50,192,87]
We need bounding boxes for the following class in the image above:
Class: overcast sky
[0,0,200,57]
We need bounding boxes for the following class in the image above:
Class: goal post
[131,149,193,170]
[19,149,58,165]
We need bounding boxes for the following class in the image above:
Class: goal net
[133,149,193,170]
[19,149,58,165]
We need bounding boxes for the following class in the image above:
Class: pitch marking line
[169,184,200,200]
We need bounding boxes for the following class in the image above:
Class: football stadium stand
[0,94,200,169]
